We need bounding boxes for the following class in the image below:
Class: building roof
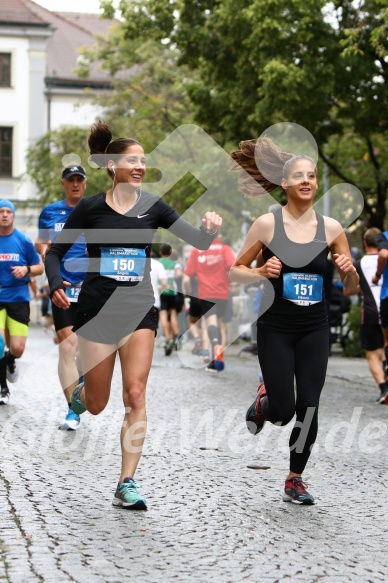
[0,0,50,26]
[1,0,113,85]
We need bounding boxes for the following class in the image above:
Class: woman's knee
[268,403,295,426]
[58,339,77,360]
[123,383,146,410]
[84,392,109,416]
[86,401,108,416]
[9,339,26,358]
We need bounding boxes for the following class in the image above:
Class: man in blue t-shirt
[35,165,88,429]
[0,199,43,404]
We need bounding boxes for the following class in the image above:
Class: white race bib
[100,248,146,282]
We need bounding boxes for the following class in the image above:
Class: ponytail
[88,121,112,157]
[88,121,141,177]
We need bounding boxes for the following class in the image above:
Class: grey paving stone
[0,327,387,582]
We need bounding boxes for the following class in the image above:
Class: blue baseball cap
[0,199,15,214]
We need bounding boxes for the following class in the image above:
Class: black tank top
[258,206,329,333]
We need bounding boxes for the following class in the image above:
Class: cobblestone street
[0,326,387,582]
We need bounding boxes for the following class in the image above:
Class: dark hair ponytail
[88,121,112,157]
[88,121,141,177]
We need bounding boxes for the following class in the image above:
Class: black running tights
[257,327,330,474]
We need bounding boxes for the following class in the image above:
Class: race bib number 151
[283,273,323,306]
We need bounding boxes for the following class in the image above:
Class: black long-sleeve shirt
[45,190,216,314]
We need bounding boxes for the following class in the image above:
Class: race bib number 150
[100,248,146,282]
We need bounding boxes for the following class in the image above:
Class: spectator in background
[170,249,185,347]
[40,279,55,335]
[158,244,182,356]
[150,252,167,329]
[372,228,388,388]
[35,164,88,430]
[183,275,204,355]
[357,228,387,403]
[0,199,43,404]
[184,233,235,373]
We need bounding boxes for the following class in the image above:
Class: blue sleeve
[25,236,41,265]
[376,233,388,251]
[45,199,86,295]
[38,208,51,239]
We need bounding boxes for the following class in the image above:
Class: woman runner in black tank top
[230,137,359,505]
[259,205,329,333]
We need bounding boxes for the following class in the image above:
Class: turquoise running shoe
[60,408,81,430]
[112,478,147,510]
[71,381,86,415]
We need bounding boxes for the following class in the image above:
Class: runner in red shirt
[184,236,235,372]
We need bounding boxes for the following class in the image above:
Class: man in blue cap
[35,165,88,429]
[0,199,43,404]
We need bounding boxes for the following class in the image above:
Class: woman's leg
[118,328,155,482]
[256,328,297,425]
[289,328,330,475]
[77,336,117,415]
[169,308,179,338]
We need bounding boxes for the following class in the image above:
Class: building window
[0,128,13,176]
[0,53,11,87]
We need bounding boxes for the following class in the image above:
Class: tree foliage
[75,19,251,240]
[98,0,387,228]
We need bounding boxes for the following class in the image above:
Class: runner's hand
[11,265,30,279]
[40,241,52,262]
[333,253,356,276]
[51,281,71,309]
[201,212,222,234]
[257,256,282,279]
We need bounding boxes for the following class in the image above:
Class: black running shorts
[359,323,384,351]
[52,302,78,332]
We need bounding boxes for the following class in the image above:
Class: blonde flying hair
[230,137,316,198]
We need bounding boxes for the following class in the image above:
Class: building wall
[0,30,107,210]
[48,90,106,132]
[0,35,31,200]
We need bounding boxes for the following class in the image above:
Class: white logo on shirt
[137,214,149,219]
[0,254,19,261]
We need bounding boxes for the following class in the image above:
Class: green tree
[75,20,251,241]
[100,0,387,228]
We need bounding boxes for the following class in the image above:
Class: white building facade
[0,0,111,214]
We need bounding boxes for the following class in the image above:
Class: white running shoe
[6,363,18,383]
[59,408,81,430]
[0,387,10,405]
